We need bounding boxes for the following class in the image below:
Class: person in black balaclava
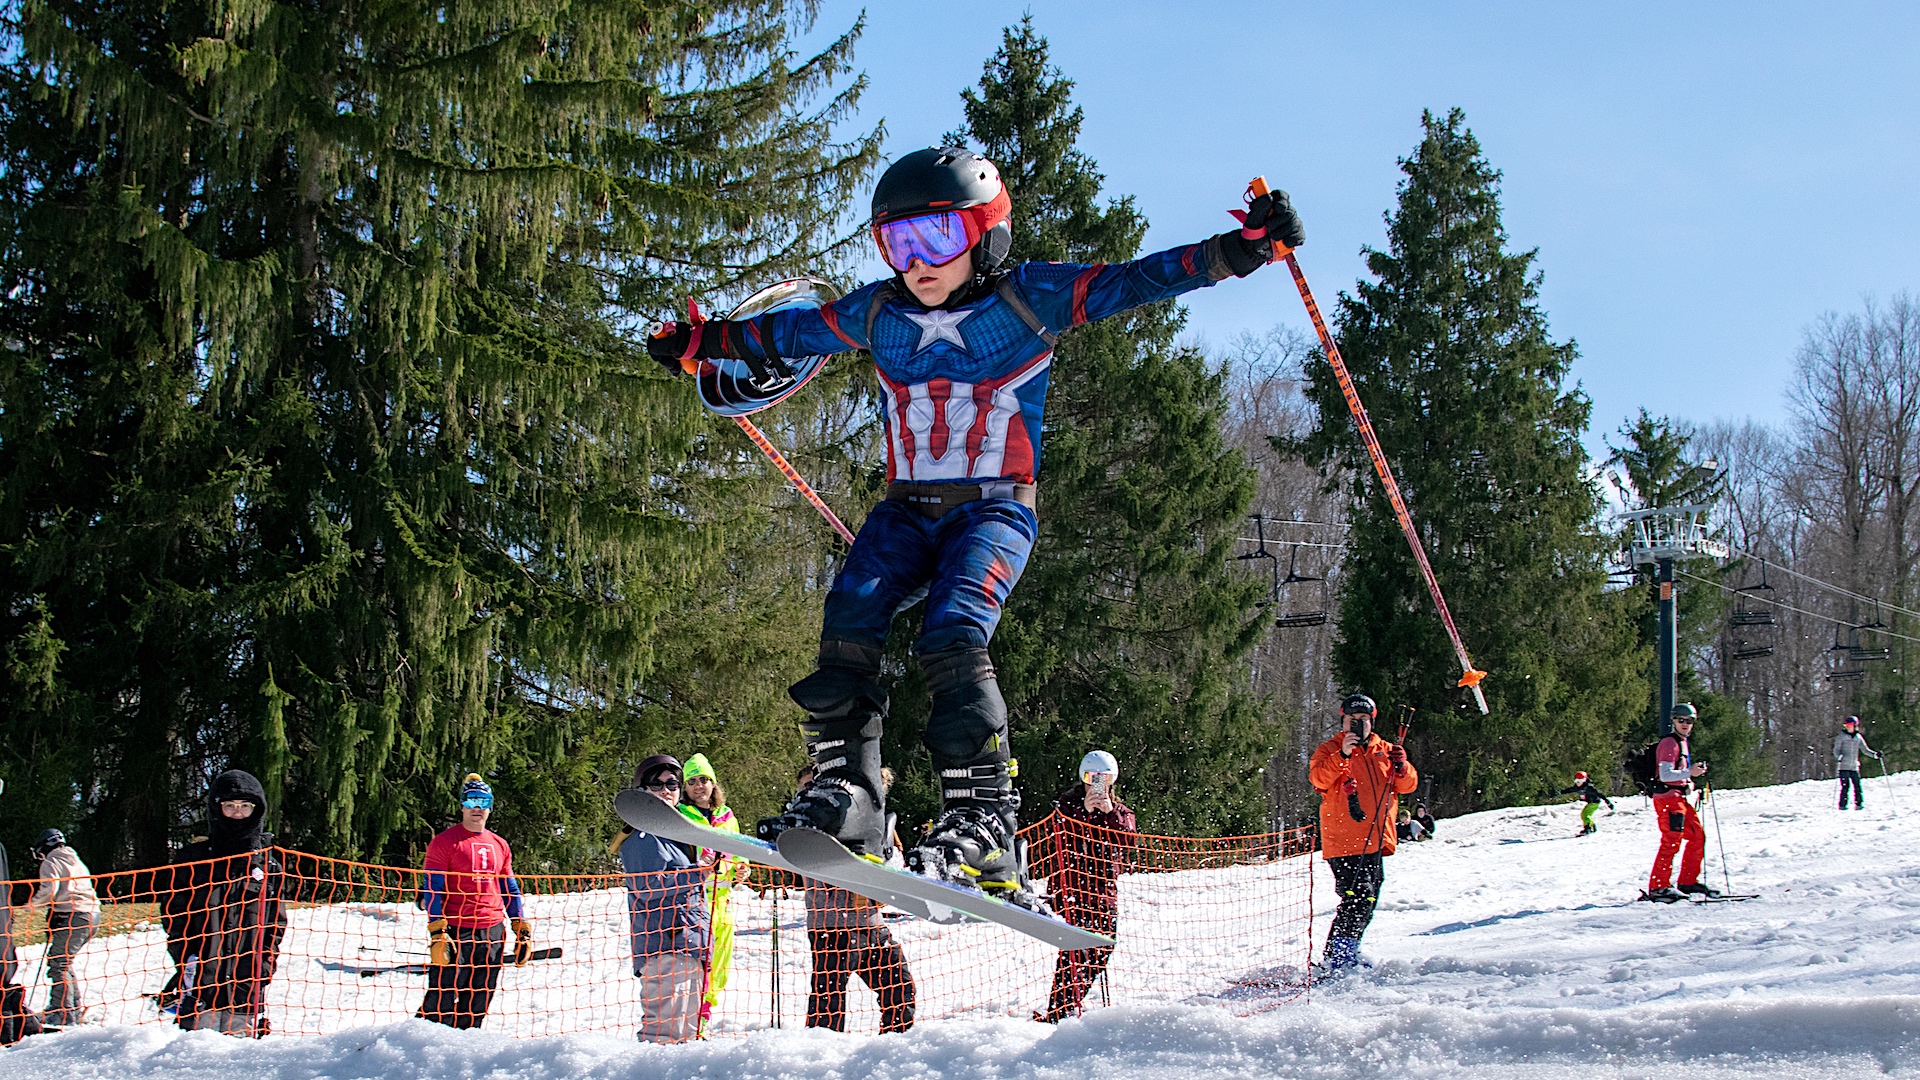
[160,770,287,1037]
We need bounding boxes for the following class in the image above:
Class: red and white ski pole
[1243,176,1489,713]
[665,299,856,547]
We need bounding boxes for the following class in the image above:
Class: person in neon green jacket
[676,753,747,1025]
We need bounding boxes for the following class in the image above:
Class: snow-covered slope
[9,773,1920,1079]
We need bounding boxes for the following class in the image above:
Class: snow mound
[9,772,1920,1078]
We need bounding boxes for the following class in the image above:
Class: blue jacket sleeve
[423,872,446,919]
[500,872,524,921]
[1013,239,1224,333]
[718,280,888,361]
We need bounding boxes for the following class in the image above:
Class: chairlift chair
[1730,560,1776,627]
[1236,514,1281,608]
[1272,544,1329,629]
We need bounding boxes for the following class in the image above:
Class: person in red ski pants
[1646,704,1714,901]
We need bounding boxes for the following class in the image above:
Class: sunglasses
[645,778,681,792]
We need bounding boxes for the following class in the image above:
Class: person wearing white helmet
[1034,750,1135,1022]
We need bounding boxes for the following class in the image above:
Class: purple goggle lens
[875,211,973,272]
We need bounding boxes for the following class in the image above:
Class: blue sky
[797,2,1918,457]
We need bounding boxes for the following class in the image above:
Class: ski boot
[1641,887,1686,903]
[1319,935,1364,974]
[756,656,890,856]
[1677,882,1721,899]
[905,648,1042,910]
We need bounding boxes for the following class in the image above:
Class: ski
[1687,893,1758,903]
[319,947,564,978]
[614,786,806,876]
[776,826,1114,951]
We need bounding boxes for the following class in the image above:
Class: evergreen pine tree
[0,0,877,864]
[1295,109,1643,810]
[891,19,1269,834]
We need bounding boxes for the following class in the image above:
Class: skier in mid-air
[1558,770,1614,836]
[647,147,1303,908]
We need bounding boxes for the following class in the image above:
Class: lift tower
[1622,505,1727,736]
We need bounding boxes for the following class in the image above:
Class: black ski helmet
[870,147,1013,275]
[1843,715,1861,728]
[1341,693,1378,718]
[33,828,66,859]
[1670,702,1698,722]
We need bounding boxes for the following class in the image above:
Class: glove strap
[677,297,707,371]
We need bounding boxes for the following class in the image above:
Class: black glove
[1215,189,1305,278]
[647,322,694,376]
[1249,188,1305,251]
[647,320,784,383]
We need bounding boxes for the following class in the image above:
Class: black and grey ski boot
[905,647,1041,910]
[756,658,890,856]
[909,759,1036,906]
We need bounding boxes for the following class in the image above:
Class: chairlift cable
[1672,568,1920,645]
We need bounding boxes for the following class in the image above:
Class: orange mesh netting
[0,818,1313,1039]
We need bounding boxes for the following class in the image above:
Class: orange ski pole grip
[1247,177,1489,712]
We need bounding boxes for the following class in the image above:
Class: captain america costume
[722,243,1236,660]
[652,143,1301,903]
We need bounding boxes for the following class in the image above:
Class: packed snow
[5,771,1917,1078]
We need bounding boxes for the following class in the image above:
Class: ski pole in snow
[1878,756,1903,814]
[1241,178,1488,713]
[771,893,782,1029]
[1705,783,1733,894]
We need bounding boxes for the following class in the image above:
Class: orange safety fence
[0,817,1314,1039]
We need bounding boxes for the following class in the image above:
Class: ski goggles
[873,210,975,272]
[461,793,494,810]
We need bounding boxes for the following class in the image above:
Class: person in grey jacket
[619,755,711,1043]
[22,830,98,1026]
[1834,715,1881,810]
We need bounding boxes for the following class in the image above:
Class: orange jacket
[1309,733,1420,858]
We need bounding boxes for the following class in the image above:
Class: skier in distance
[1559,770,1614,836]
[646,146,1304,907]
[1834,715,1879,811]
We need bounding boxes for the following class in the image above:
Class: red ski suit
[1648,734,1705,891]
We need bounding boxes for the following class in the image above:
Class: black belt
[886,481,1037,520]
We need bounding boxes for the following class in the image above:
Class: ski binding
[777,826,1114,951]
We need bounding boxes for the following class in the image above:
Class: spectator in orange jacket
[1307,694,1418,973]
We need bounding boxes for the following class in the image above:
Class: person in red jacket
[1035,750,1137,1022]
[1644,703,1715,902]
[417,774,532,1029]
[1307,694,1418,972]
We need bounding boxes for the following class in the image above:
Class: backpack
[1624,740,1667,797]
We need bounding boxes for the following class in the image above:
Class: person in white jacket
[23,829,99,1025]
[1834,716,1881,811]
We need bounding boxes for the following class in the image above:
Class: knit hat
[683,753,719,784]
[460,773,494,809]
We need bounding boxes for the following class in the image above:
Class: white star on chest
[900,307,972,352]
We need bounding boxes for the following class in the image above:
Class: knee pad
[918,647,1008,765]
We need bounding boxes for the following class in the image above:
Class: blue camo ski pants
[821,497,1037,657]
